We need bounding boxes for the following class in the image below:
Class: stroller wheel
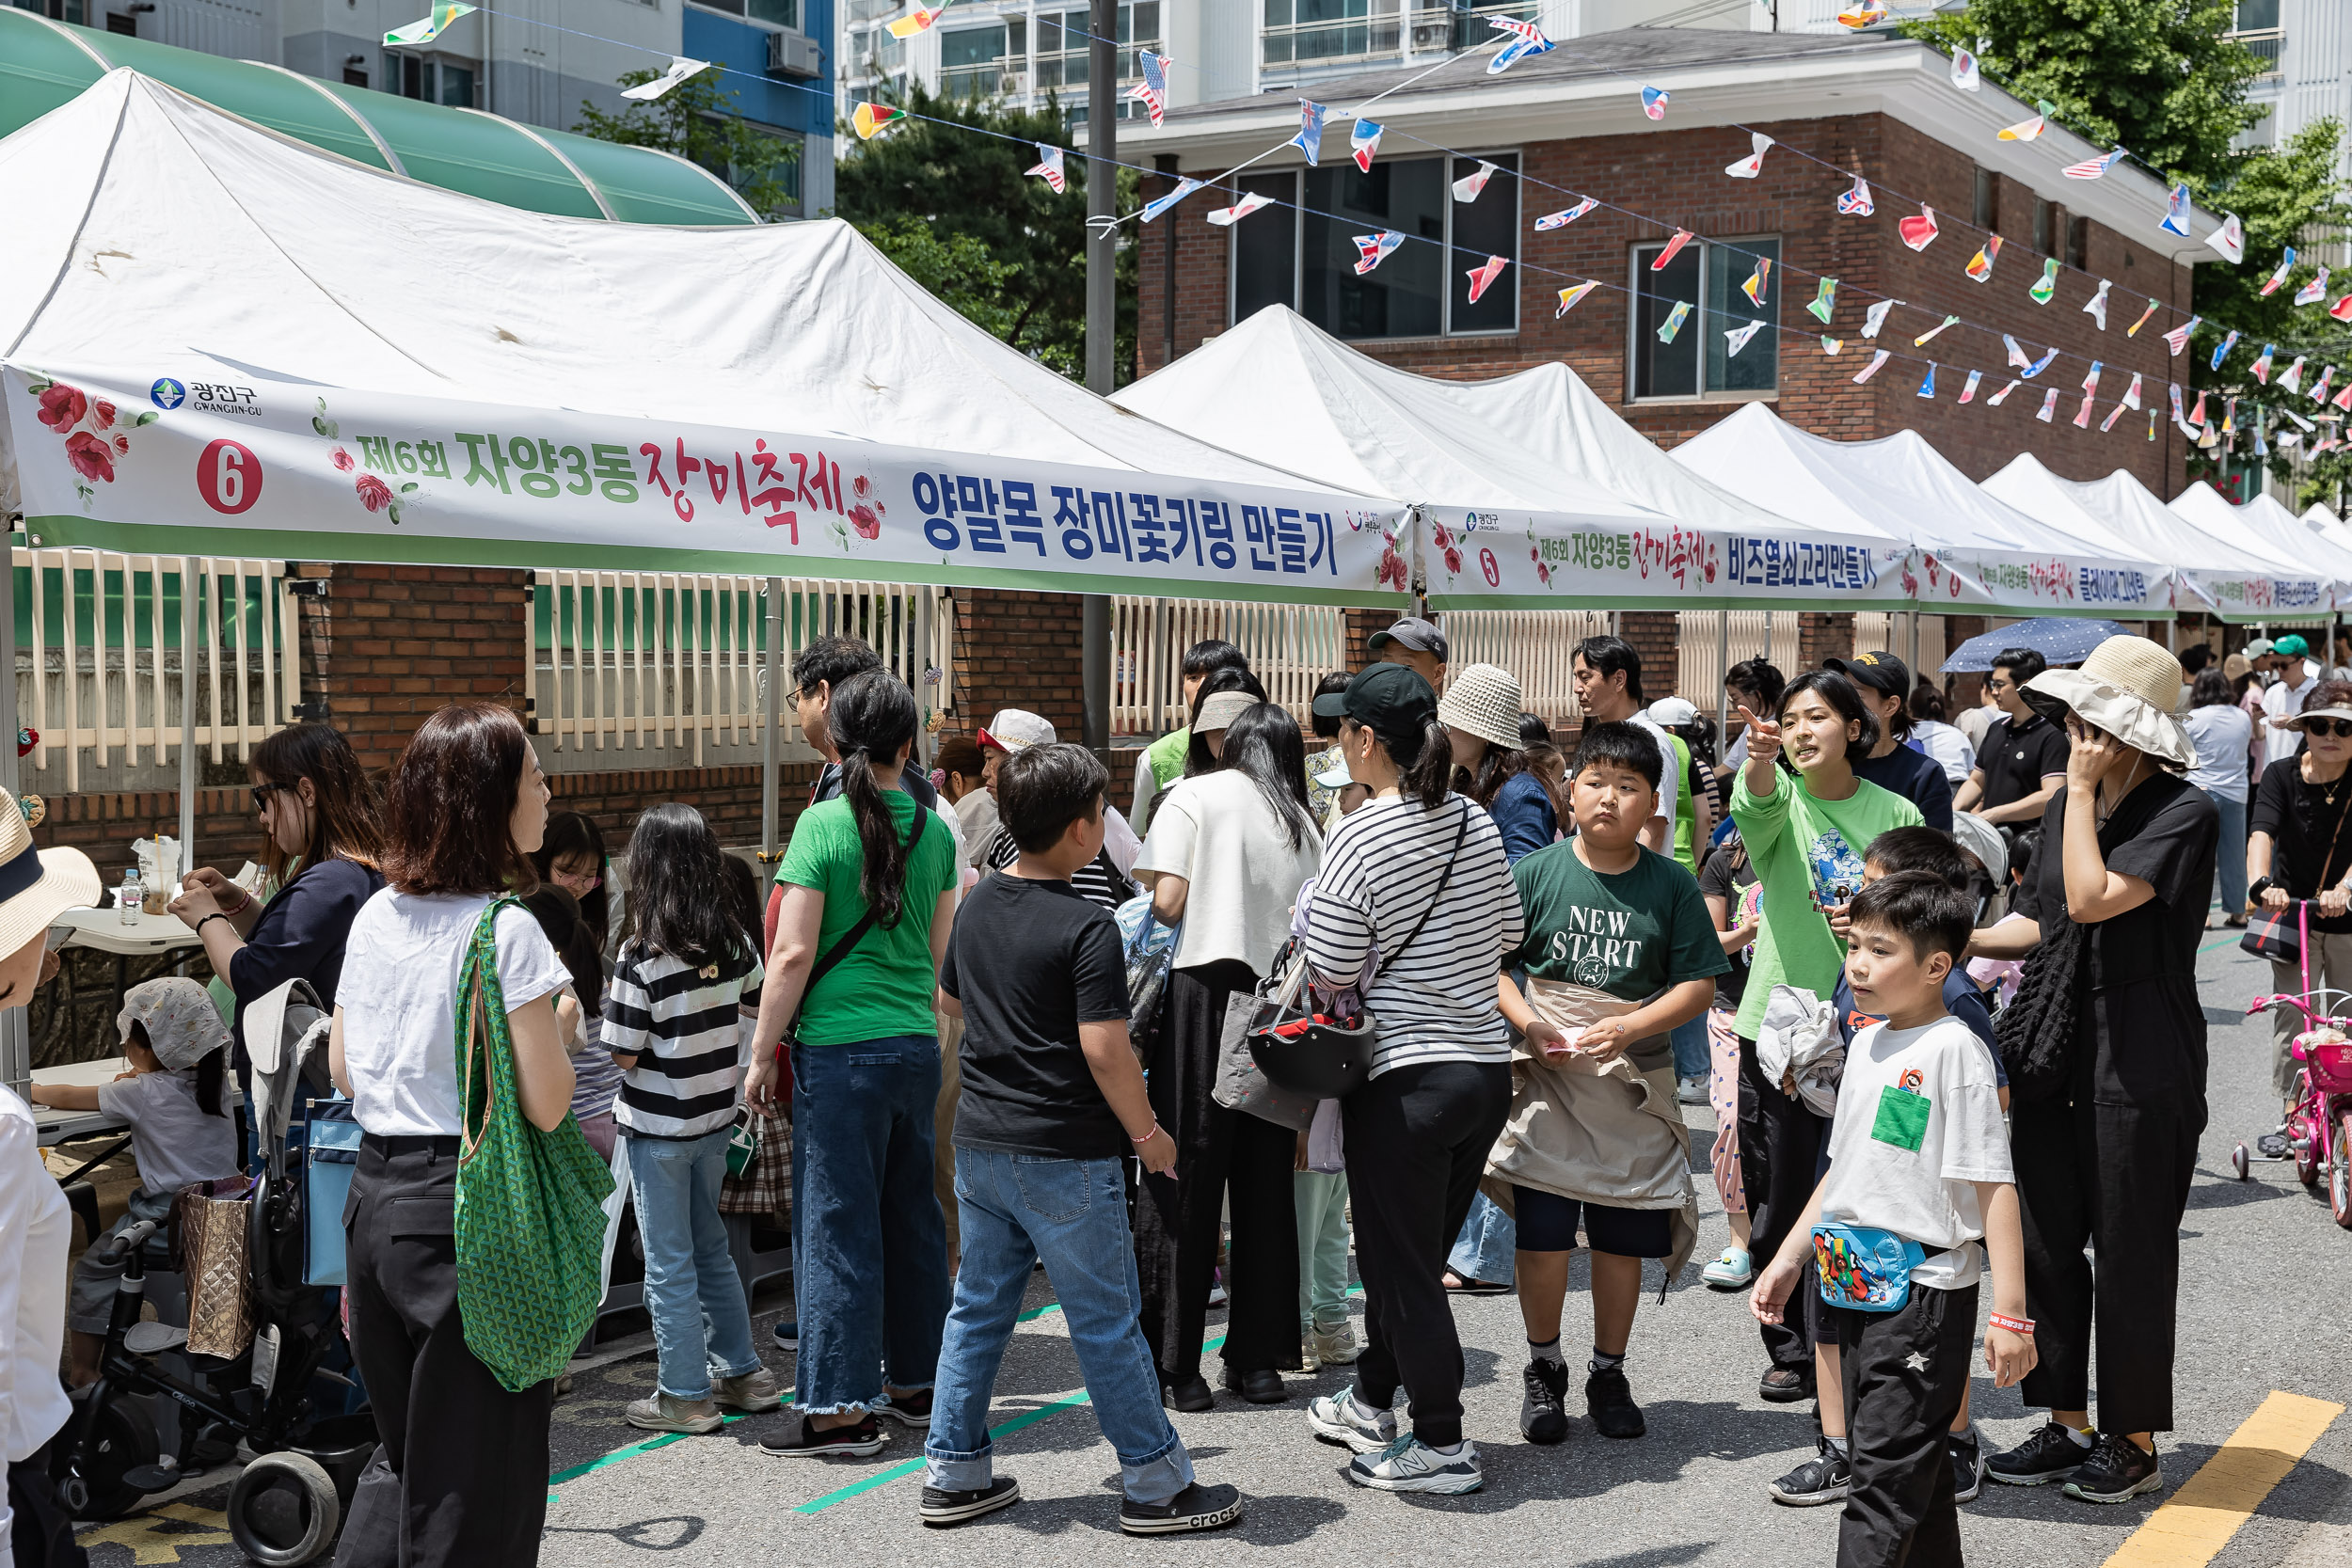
[2232,1143,2250,1180]
[228,1450,341,1566]
[56,1388,161,1519]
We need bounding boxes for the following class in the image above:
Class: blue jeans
[2200,787,2248,916]
[789,1036,950,1413]
[1446,1190,1515,1287]
[625,1127,762,1401]
[925,1148,1192,1505]
[1669,1016,1710,1081]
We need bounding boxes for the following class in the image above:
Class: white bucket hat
[978,709,1056,753]
[118,976,232,1071]
[0,789,98,969]
[2022,634,2196,771]
[1950,811,2009,880]
[1437,662,1525,751]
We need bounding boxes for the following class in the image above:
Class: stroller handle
[98,1217,162,1264]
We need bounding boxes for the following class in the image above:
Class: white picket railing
[1110,596,1346,735]
[14,548,298,793]
[526,572,954,764]
[1440,610,1610,727]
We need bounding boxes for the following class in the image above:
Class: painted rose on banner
[23,372,158,507]
[316,398,421,525]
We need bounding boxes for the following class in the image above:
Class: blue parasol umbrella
[1939,618,2133,673]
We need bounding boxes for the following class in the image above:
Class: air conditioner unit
[1407,18,1451,51]
[768,28,822,79]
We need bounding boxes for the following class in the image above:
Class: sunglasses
[2304,718,2352,738]
[250,782,285,811]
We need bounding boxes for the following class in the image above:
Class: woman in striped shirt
[1298,664,1521,1498]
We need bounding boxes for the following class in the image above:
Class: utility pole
[1080,0,1117,759]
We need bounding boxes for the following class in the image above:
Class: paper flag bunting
[1836,176,1875,216]
[2314,366,2338,404]
[1966,236,2002,282]
[2335,380,2352,411]
[620,56,711,102]
[2259,424,2278,454]
[1454,160,1500,202]
[384,1,474,46]
[1657,300,1693,342]
[2286,407,2316,431]
[2081,362,2102,398]
[2082,279,2111,329]
[1808,277,1839,324]
[2005,335,2030,370]
[1820,337,1846,354]
[851,102,907,140]
[2333,294,2352,322]
[1206,191,1273,227]
[1726,133,1773,180]
[1139,177,1203,223]
[2161,316,2199,354]
[1555,281,1598,317]
[1853,349,1891,384]
[1836,2,1887,25]
[2162,184,2193,238]
[1641,87,1671,120]
[1025,144,1066,192]
[1650,230,1696,270]
[2125,297,2160,337]
[1725,321,1766,357]
[2036,388,2059,422]
[1534,198,1598,231]
[2029,258,2060,304]
[2169,384,2184,422]
[1351,119,1383,172]
[2101,399,2128,433]
[2281,356,2308,392]
[887,1,951,37]
[2122,372,2144,410]
[2062,146,2128,181]
[1899,207,1939,251]
[1988,379,2020,405]
[1487,17,1555,72]
[1353,230,1405,275]
[1862,298,1897,339]
[2252,343,2277,383]
[1959,370,1983,404]
[1741,258,1772,308]
[2189,390,2207,424]
[2208,213,2245,263]
[1951,49,1980,91]
[2024,348,2058,379]
[2210,328,2240,370]
[1129,51,1170,127]
[1914,315,1961,347]
[1917,364,1937,399]
[1465,255,1510,304]
[2149,410,2158,441]
[1293,101,1328,166]
[2297,266,2332,307]
[1999,102,2055,142]
[2261,247,2297,296]
[2223,398,2236,436]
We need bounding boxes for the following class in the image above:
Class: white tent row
[2171,483,2352,616]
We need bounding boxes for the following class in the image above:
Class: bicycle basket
[2298,1033,2352,1095]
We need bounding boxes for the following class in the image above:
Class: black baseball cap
[1368,616,1450,660]
[1824,651,1911,703]
[1312,662,1438,752]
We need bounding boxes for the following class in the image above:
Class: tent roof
[2172,483,2352,602]
[0,11,756,226]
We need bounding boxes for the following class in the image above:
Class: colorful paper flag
[1487,17,1555,72]
[2223,398,2237,436]
[1959,370,1983,404]
[2334,381,2352,411]
[2281,355,2308,392]
[2036,388,2059,421]
[1650,230,1695,269]
[620,56,711,102]
[1534,198,1598,231]
[1808,277,1838,324]
[2125,297,2160,337]
[2082,278,2111,329]
[1454,160,1500,202]
[1555,280,1598,317]
[1917,364,1938,399]
[1899,207,1939,251]
[1836,1,1887,24]
[2162,183,2193,238]
[384,1,474,46]
[1741,258,1772,307]
[1836,175,1874,216]
[1726,133,1773,180]
[2285,407,2316,430]
[1350,119,1383,173]
[1862,298,1897,339]
[1952,48,1980,91]
[2314,366,2337,405]
[2297,266,2332,307]
[1293,101,1328,166]
[2162,315,2201,354]
[1129,50,1169,127]
[2207,213,2245,263]
[1999,102,2055,142]
[1966,236,2002,282]
[2063,146,2128,181]
[1914,315,1960,347]
[2210,328,2240,370]
[2029,258,2060,304]
[2101,398,2129,432]
[1025,144,1066,193]
[1853,349,1891,384]
[887,1,951,37]
[2024,348,2058,379]
[1353,230,1404,275]
[1988,379,2020,405]
[1139,177,1202,223]
[2122,372,2143,409]
[1206,191,1273,226]
[1641,87,1671,120]
[2169,384,2184,422]
[2252,343,2277,383]
[2333,294,2352,322]
[1657,300,1692,342]
[2080,361,2102,399]
[2005,335,2030,370]
[2261,247,2297,296]
[1724,321,1765,357]
[2189,390,2207,425]
[1464,254,1510,304]
[851,102,906,140]
[1821,337,1846,355]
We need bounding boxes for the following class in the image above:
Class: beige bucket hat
[2022,634,2196,771]
[0,788,99,966]
[1437,662,1525,751]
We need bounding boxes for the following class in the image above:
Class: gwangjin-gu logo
[151,378,185,410]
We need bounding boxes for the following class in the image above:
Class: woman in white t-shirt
[328,703,576,1568]
[1132,694,1322,1412]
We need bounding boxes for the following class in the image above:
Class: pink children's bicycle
[2241,899,2352,1229]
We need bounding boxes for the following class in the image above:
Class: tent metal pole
[1079,0,1117,761]
[761,577,783,862]
[181,555,198,891]
[1715,610,1729,755]
[0,531,24,1101]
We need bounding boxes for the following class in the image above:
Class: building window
[342,65,369,87]
[2066,214,2089,271]
[1972,166,1996,231]
[1229,153,1518,339]
[941,24,1009,99]
[1262,0,1402,71]
[691,0,803,28]
[2032,198,2053,256]
[1036,3,1161,96]
[696,116,803,212]
[1629,235,1780,402]
[103,8,135,34]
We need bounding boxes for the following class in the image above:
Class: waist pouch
[1813,1222,1927,1313]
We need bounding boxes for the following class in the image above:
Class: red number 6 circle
[1480,547,1501,587]
[197,438,262,515]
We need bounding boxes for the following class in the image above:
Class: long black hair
[1459,743,1531,809]
[531,811,610,950]
[621,803,742,970]
[1349,715,1455,810]
[829,667,922,928]
[1775,671,1878,775]
[1184,665,1268,778]
[1217,703,1319,851]
[523,883,605,1020]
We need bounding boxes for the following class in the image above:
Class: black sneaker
[1949,1433,1984,1503]
[919,1476,1020,1527]
[2063,1434,2163,1504]
[1119,1481,1245,1535]
[875,1389,932,1429]
[1758,1366,1814,1403]
[1987,1420,2094,1486]
[1520,1357,1569,1445]
[760,1414,887,1458]
[1585,1365,1645,1440]
[1768,1436,1851,1506]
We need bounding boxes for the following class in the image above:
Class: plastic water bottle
[119,867,141,926]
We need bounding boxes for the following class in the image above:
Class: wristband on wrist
[1988,1311,2034,1336]
[196,912,231,935]
[1130,1122,1163,1146]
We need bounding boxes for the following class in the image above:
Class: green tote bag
[453,896,615,1392]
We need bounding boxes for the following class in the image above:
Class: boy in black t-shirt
[924,743,1242,1539]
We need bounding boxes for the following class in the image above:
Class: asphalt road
[74,928,2352,1566]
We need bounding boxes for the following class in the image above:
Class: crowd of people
[21,602,2335,1567]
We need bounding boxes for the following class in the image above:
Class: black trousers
[336,1135,552,1568]
[1739,1036,1831,1370]
[8,1447,88,1568]
[1134,961,1301,1382]
[2010,1093,2203,1434]
[1834,1284,1978,1568]
[1341,1058,1514,1449]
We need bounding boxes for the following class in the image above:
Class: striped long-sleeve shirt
[1304,794,1521,1076]
[606,940,765,1139]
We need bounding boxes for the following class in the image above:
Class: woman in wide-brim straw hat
[0,788,102,1560]
[1968,635,2217,1505]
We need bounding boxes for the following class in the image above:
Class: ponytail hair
[1393,718,1454,810]
[830,667,921,928]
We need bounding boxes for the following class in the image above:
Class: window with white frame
[1230,152,1519,339]
[1629,235,1779,401]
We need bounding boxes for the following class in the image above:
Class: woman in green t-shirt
[1727,669,1922,1405]
[743,669,961,1458]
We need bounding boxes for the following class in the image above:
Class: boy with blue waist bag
[1752,871,2034,1568]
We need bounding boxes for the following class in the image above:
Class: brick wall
[955,588,1087,741]
[294,562,532,775]
[1801,612,1856,671]
[1618,612,1678,705]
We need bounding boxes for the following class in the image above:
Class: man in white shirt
[2261,634,2320,767]
[1572,635,1677,854]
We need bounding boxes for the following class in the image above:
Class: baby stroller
[52,979,375,1564]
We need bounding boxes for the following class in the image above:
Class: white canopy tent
[1674,404,2173,617]
[1112,305,1908,610]
[1984,455,2327,623]
[2171,483,2352,612]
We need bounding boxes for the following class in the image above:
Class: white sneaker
[1346,1434,1483,1495]
[1701,1245,1753,1290]
[1307,1390,1396,1453]
[1311,1322,1359,1367]
[1677,1074,1708,1105]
